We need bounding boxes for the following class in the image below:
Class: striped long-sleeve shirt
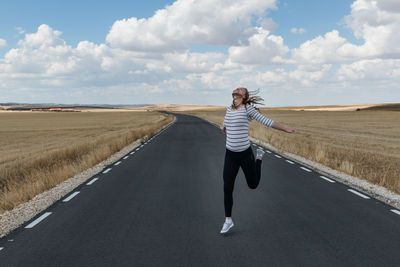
[223,104,274,152]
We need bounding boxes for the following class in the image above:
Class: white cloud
[291,30,348,64]
[337,58,400,81]
[290,27,306,34]
[1,0,400,106]
[15,27,25,35]
[106,0,277,52]
[228,27,289,65]
[293,0,400,64]
[0,39,7,48]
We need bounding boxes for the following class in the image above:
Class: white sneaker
[220,220,234,234]
[256,148,265,159]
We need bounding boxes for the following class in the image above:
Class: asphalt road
[1,113,400,266]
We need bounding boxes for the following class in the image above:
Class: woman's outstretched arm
[271,122,298,133]
[247,105,298,133]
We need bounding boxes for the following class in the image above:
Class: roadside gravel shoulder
[0,116,176,238]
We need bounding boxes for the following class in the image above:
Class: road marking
[390,209,400,215]
[130,151,135,155]
[320,175,335,183]
[123,156,129,159]
[136,148,140,151]
[114,161,121,166]
[252,144,257,147]
[63,191,80,202]
[285,160,294,164]
[103,168,112,174]
[140,145,144,148]
[266,150,272,153]
[86,178,99,185]
[300,167,312,172]
[347,189,370,199]
[274,155,282,158]
[25,212,52,229]
[0,247,3,251]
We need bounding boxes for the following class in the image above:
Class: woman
[220,87,297,234]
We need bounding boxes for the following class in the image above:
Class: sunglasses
[232,93,243,98]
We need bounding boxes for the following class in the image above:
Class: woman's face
[232,89,244,106]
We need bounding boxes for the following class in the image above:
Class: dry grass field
[180,108,400,194]
[0,111,174,213]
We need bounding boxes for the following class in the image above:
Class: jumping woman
[220,87,298,234]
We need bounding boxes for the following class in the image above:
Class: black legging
[223,146,262,217]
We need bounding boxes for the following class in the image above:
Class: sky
[1,0,399,107]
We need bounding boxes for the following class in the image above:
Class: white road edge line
[285,160,294,164]
[320,175,335,183]
[347,189,370,199]
[86,178,99,185]
[123,156,129,159]
[63,191,80,202]
[130,152,135,155]
[25,212,52,229]
[102,168,112,174]
[300,167,312,172]
[274,155,282,158]
[114,161,121,166]
[391,209,400,215]
[266,150,272,153]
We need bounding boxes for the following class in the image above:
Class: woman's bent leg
[241,147,262,189]
[223,150,240,217]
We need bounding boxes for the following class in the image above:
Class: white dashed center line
[266,150,272,153]
[320,175,335,183]
[274,155,282,158]
[136,148,140,151]
[130,151,135,155]
[102,168,112,174]
[123,156,129,159]
[0,247,3,251]
[25,212,52,229]
[86,178,99,185]
[114,161,121,166]
[391,209,400,215]
[348,189,370,199]
[300,167,312,172]
[63,191,80,202]
[285,160,294,164]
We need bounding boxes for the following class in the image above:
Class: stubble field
[180,109,400,194]
[0,111,174,213]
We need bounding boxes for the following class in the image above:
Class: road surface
[1,113,400,266]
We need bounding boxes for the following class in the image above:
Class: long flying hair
[231,87,264,111]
